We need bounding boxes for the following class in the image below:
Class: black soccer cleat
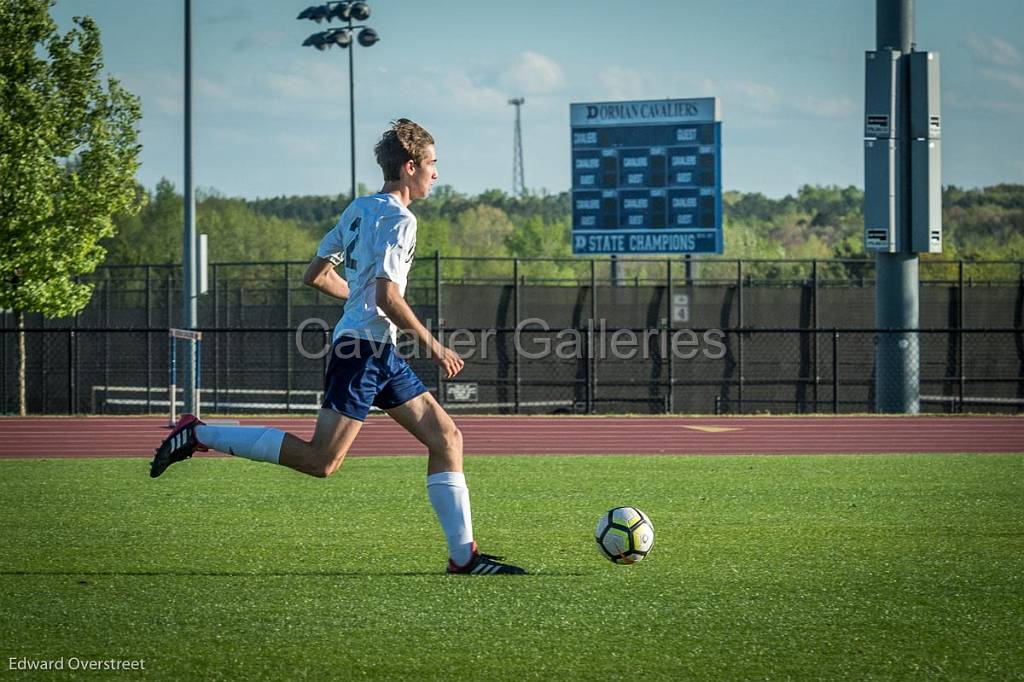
[150,413,208,478]
[447,543,526,575]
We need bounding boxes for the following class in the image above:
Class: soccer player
[151,119,524,576]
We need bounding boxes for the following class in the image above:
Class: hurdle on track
[168,328,202,426]
[91,386,324,413]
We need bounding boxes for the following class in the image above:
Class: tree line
[105,180,1024,282]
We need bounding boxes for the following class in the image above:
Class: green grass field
[1,454,1022,680]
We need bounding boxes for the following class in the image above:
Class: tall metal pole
[182,0,198,415]
[348,19,356,202]
[873,0,919,413]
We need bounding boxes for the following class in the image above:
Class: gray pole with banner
[867,0,941,413]
[182,0,198,416]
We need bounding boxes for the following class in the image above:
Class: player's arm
[375,278,463,379]
[302,256,350,301]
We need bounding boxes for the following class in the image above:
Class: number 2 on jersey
[344,217,361,270]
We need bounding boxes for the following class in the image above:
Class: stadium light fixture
[296,5,330,22]
[357,28,378,47]
[301,32,329,50]
[350,2,371,21]
[298,2,379,203]
[326,27,352,47]
[328,2,352,21]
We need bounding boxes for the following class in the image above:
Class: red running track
[0,415,1021,458]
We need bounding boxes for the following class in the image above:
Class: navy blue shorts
[321,336,429,421]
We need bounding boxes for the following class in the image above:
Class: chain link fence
[7,256,1022,330]
[3,256,1021,415]
[3,327,1022,415]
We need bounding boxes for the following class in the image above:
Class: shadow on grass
[0,570,587,578]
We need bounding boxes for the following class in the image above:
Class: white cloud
[274,131,326,158]
[153,96,181,116]
[946,88,1024,115]
[966,33,1023,68]
[963,33,1024,111]
[201,6,255,25]
[122,65,335,120]
[440,71,508,112]
[262,71,314,100]
[377,65,520,123]
[124,72,182,116]
[260,60,342,102]
[729,81,781,114]
[236,60,349,118]
[196,77,231,101]
[946,86,1019,114]
[794,95,858,118]
[981,68,1024,94]
[232,29,290,52]
[598,65,650,100]
[498,51,565,95]
[596,66,715,101]
[591,68,848,122]
[198,125,257,147]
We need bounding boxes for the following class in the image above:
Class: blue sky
[51,0,1024,199]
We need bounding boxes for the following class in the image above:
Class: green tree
[198,197,318,262]
[0,0,141,414]
[105,179,181,264]
[504,216,569,259]
[505,216,582,283]
[453,205,513,257]
[106,180,320,266]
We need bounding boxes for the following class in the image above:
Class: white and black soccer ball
[595,507,655,564]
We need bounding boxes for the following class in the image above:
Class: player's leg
[383,386,524,575]
[277,409,362,477]
[384,391,463,474]
[196,408,362,477]
[151,409,362,478]
[192,333,374,477]
[385,392,472,559]
[152,336,373,479]
[273,336,379,476]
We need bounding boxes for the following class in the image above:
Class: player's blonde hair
[375,118,435,181]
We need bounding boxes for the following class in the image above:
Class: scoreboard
[570,97,722,255]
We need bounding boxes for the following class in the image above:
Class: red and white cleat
[150,413,207,478]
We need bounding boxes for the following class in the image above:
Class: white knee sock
[195,425,284,464]
[426,471,474,566]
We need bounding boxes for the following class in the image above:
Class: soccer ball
[595,507,655,564]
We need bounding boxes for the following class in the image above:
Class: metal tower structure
[508,97,525,197]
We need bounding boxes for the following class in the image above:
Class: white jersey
[316,193,417,344]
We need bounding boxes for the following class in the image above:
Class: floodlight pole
[182,0,198,416]
[874,0,920,413]
[299,3,377,204]
[348,27,356,203]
